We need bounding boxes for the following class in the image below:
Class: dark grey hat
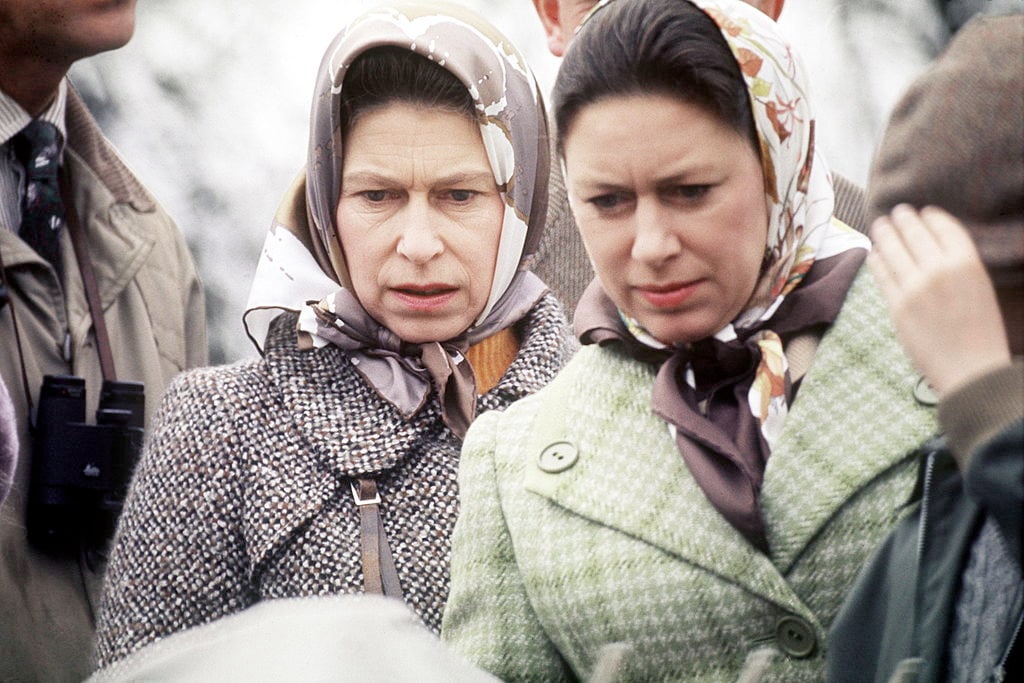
[868,14,1024,270]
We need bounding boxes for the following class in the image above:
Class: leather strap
[60,168,116,382]
[351,478,403,599]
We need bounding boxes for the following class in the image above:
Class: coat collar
[244,295,569,575]
[522,268,937,614]
[1,88,161,343]
[760,269,937,572]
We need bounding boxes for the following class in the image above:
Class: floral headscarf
[244,0,549,438]
[572,0,870,548]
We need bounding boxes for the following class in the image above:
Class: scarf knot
[303,296,477,438]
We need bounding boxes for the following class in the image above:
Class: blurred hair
[552,0,756,156]
[339,46,476,136]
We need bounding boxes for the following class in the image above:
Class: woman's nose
[396,201,444,263]
[630,200,682,265]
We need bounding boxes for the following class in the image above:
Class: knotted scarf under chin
[304,298,477,439]
[653,330,789,552]
[575,249,866,551]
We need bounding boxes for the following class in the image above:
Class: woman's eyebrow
[341,171,495,186]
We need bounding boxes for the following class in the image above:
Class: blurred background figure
[70,0,1020,362]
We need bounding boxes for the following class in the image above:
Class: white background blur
[69,0,1019,362]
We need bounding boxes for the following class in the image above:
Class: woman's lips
[636,280,701,308]
[390,284,458,311]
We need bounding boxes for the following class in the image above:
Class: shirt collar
[0,79,68,151]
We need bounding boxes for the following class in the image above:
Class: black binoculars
[27,375,144,554]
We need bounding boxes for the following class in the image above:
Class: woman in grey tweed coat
[94,1,570,668]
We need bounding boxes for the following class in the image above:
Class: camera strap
[0,166,119,422]
[60,167,117,382]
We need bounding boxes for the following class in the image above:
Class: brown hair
[339,46,476,136]
[552,0,757,156]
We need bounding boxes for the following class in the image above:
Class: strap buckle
[350,479,381,506]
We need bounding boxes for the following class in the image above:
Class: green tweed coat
[442,268,938,682]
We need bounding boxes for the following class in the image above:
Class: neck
[0,58,66,117]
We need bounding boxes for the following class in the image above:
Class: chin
[391,322,469,345]
[639,317,720,347]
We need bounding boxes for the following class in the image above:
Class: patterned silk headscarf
[572,0,870,548]
[244,0,549,439]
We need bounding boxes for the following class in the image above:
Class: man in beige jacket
[0,1,207,680]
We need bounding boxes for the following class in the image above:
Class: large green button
[537,441,578,473]
[776,615,816,658]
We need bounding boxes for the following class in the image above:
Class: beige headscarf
[244,0,550,438]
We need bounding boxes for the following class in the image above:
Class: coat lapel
[519,269,937,610]
[244,297,569,580]
[521,345,801,611]
[242,316,428,577]
[62,152,156,347]
[761,269,937,572]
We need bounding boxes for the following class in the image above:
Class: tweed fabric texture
[95,293,570,667]
[443,267,938,682]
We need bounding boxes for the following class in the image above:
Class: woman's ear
[533,0,571,57]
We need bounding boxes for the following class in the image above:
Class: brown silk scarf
[574,0,872,548]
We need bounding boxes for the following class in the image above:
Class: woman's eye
[362,190,391,202]
[587,193,627,211]
[669,184,711,202]
[445,189,477,203]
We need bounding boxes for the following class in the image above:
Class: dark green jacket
[828,363,1023,683]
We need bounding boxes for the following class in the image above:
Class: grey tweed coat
[95,294,570,667]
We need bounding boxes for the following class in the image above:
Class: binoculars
[27,375,144,554]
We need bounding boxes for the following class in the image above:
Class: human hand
[868,205,1011,398]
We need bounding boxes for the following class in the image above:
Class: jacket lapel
[761,268,938,572]
[62,148,156,348]
[521,345,801,611]
[242,317,401,577]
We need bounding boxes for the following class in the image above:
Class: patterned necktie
[13,120,65,278]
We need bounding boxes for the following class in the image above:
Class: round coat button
[775,615,816,658]
[537,441,578,473]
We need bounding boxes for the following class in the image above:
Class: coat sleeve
[939,361,1024,566]
[441,409,574,682]
[94,367,249,668]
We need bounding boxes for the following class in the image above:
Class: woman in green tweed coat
[441,1,936,680]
